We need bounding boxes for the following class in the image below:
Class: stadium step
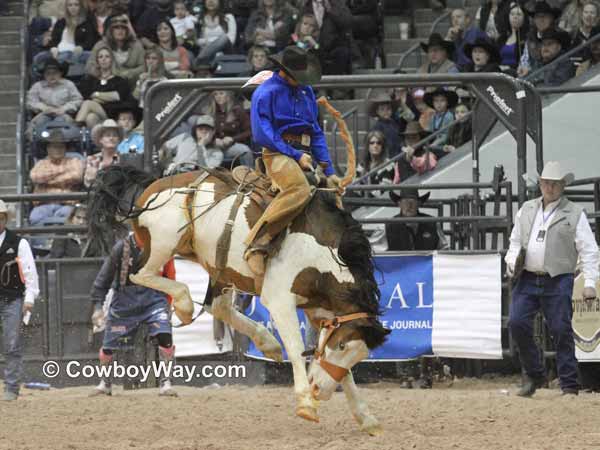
[0,31,20,46]
[0,76,20,91]
[384,38,423,54]
[0,106,19,122]
[0,186,17,195]
[0,16,23,32]
[0,169,17,187]
[385,52,423,70]
[0,155,16,170]
[0,63,20,76]
[0,45,20,60]
[0,138,16,154]
[0,123,16,139]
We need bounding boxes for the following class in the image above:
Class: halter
[311,312,372,383]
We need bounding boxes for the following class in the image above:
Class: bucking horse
[87,98,390,435]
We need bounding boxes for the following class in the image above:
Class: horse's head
[294,191,390,400]
[307,313,389,400]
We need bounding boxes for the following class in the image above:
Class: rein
[308,312,372,383]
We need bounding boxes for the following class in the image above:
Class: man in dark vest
[384,188,448,389]
[385,188,447,252]
[90,233,178,397]
[0,200,40,401]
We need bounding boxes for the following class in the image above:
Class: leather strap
[318,358,349,383]
[213,191,245,286]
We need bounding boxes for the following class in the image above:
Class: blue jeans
[0,297,23,394]
[509,272,577,390]
[223,143,254,168]
[29,203,73,226]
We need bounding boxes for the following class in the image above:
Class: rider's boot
[90,348,113,396]
[158,345,178,397]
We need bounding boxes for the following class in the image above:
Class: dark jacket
[50,15,100,51]
[537,52,575,86]
[135,5,173,42]
[386,212,441,251]
[214,104,251,144]
[244,4,298,50]
[446,120,472,148]
[0,230,25,300]
[303,0,352,54]
[50,236,87,258]
[372,119,402,158]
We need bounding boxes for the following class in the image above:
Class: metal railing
[16,0,32,227]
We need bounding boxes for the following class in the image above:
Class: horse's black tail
[87,165,157,256]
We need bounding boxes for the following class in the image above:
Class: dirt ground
[1,377,599,450]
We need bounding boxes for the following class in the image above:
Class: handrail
[525,31,600,84]
[331,106,358,174]
[395,6,455,73]
[16,0,32,227]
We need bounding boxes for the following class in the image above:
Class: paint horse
[87,99,390,435]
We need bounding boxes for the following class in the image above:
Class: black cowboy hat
[463,37,501,64]
[268,46,322,86]
[528,1,562,19]
[423,87,459,109]
[39,128,70,144]
[540,28,572,49]
[420,33,455,56]
[41,57,69,76]
[108,100,143,126]
[389,187,431,204]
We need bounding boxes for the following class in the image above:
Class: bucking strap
[213,191,246,285]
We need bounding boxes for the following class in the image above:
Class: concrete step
[383,16,412,39]
[353,68,396,76]
[416,22,450,38]
[414,8,449,23]
[0,91,19,105]
[0,106,18,122]
[0,138,16,154]
[0,32,20,46]
[0,123,16,139]
[0,16,23,32]
[325,130,368,150]
[0,61,20,76]
[0,45,20,60]
[0,170,17,187]
[384,38,423,54]
[0,154,16,170]
[385,52,424,70]
[0,76,19,91]
[5,1,24,16]
[0,186,18,195]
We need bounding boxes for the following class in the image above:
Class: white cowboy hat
[91,119,124,147]
[539,161,574,185]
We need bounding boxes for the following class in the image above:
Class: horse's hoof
[296,405,320,423]
[174,310,193,325]
[361,420,383,436]
[263,347,284,363]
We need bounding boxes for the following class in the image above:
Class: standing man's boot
[90,349,113,396]
[158,345,178,397]
[517,375,546,397]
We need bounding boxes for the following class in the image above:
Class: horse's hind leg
[341,371,382,436]
[206,291,283,362]
[130,226,194,324]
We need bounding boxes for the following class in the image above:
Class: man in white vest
[505,161,599,397]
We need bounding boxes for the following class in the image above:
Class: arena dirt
[1,377,599,450]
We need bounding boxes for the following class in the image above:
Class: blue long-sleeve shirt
[250,72,334,176]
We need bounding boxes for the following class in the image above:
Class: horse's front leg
[261,287,319,423]
[341,371,382,435]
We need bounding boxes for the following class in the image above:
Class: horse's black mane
[87,165,157,255]
[309,191,390,349]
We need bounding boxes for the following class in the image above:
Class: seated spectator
[445,8,489,69]
[302,0,353,75]
[534,28,575,85]
[170,0,197,47]
[113,102,144,154]
[444,103,472,153]
[576,24,600,74]
[289,13,320,51]
[356,130,394,197]
[29,17,54,67]
[86,14,145,87]
[29,129,85,226]
[571,1,599,60]
[92,0,114,36]
[368,91,402,158]
[194,0,237,68]
[560,0,588,33]
[347,0,379,68]
[75,45,132,128]
[476,0,511,40]
[245,0,297,53]
[386,187,447,251]
[462,37,502,72]
[411,88,435,132]
[418,33,459,74]
[390,86,416,141]
[394,121,428,182]
[206,90,254,167]
[135,0,174,48]
[133,47,173,108]
[497,2,530,71]
[162,115,224,175]
[517,1,562,77]
[246,45,272,75]
[155,19,192,78]
[26,58,83,139]
[49,203,89,258]
[423,88,457,153]
[33,0,100,69]
[84,119,123,187]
